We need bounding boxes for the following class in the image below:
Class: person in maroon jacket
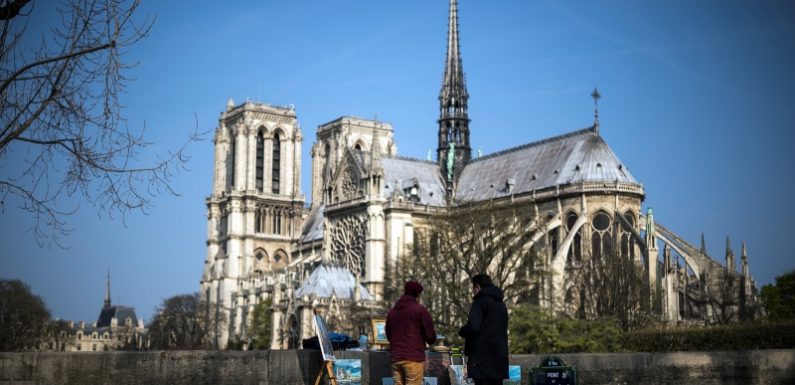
[385,280,437,385]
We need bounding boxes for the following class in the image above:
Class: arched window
[229,134,236,189]
[620,212,636,259]
[272,249,288,269]
[430,232,440,258]
[550,227,559,257]
[272,133,281,194]
[255,206,267,234]
[591,211,612,259]
[567,213,582,263]
[288,315,299,349]
[412,228,421,257]
[272,209,282,235]
[253,250,265,274]
[256,130,265,191]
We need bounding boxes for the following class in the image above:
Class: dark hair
[471,274,492,288]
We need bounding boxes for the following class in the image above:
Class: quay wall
[1,349,794,385]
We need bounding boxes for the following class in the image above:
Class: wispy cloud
[275,16,424,98]
[540,0,755,103]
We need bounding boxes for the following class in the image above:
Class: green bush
[509,303,794,353]
[509,305,623,354]
[623,321,795,352]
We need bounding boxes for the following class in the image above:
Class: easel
[313,360,338,385]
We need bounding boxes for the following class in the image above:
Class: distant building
[200,0,760,349]
[43,273,146,351]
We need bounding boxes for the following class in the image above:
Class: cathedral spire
[438,0,471,190]
[104,269,111,308]
[725,236,735,273]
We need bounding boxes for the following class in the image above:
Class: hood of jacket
[393,294,418,310]
[475,284,504,302]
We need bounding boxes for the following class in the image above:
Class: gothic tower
[437,0,471,194]
[201,100,304,348]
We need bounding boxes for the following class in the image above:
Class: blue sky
[2,0,794,324]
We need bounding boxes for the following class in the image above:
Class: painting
[504,365,521,384]
[333,359,362,385]
[371,317,388,345]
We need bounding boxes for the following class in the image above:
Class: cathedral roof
[294,265,373,300]
[456,127,639,201]
[381,157,447,206]
[300,204,325,243]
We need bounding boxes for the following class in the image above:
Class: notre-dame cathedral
[200,0,759,349]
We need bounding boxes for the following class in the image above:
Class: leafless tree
[573,249,657,331]
[148,292,220,350]
[389,201,545,343]
[0,0,202,246]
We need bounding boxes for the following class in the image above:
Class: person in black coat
[458,274,509,385]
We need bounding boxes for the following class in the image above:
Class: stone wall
[1,349,793,385]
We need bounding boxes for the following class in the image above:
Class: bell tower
[437,0,471,193]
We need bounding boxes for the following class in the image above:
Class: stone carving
[339,164,358,201]
[330,215,366,276]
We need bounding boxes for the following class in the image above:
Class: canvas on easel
[313,313,335,362]
[312,313,337,385]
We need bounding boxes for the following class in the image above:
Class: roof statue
[447,142,455,182]
[645,207,656,248]
[591,87,601,131]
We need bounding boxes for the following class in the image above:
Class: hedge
[622,320,795,352]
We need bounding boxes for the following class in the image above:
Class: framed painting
[371,317,388,345]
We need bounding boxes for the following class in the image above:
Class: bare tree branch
[1,0,204,246]
[0,0,32,21]
[386,200,546,344]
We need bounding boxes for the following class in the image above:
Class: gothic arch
[619,211,637,260]
[256,128,266,191]
[272,249,289,270]
[352,138,367,152]
[272,126,290,141]
[287,315,299,349]
[253,248,268,274]
[565,210,583,264]
[271,132,283,194]
[655,234,701,279]
[590,210,613,259]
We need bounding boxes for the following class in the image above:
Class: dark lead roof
[382,157,447,206]
[457,127,639,201]
[96,305,138,328]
